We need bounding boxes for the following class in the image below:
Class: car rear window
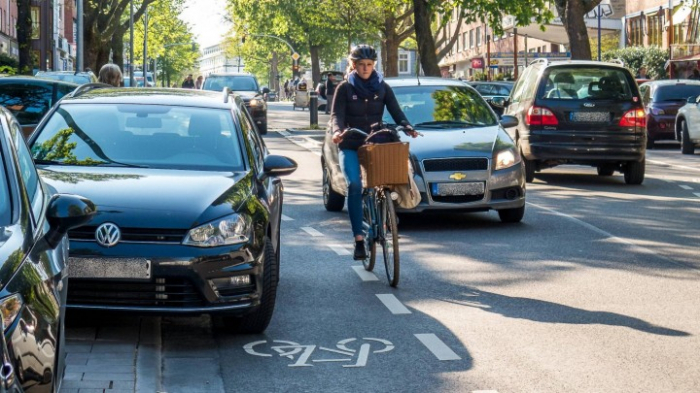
[38,73,91,84]
[31,104,246,171]
[539,68,634,100]
[653,84,700,102]
[203,76,258,92]
[384,85,497,128]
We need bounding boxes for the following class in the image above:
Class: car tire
[323,164,345,211]
[258,121,268,135]
[498,206,525,223]
[681,120,695,155]
[646,136,655,150]
[596,164,616,176]
[220,237,278,334]
[523,154,535,183]
[623,159,645,185]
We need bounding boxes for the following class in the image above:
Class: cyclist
[330,44,418,260]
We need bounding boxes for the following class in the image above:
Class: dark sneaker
[353,241,367,260]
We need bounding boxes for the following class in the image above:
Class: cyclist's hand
[403,125,421,138]
[332,130,343,144]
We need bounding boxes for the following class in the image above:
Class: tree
[412,0,554,76]
[378,0,415,77]
[17,0,32,74]
[553,0,602,60]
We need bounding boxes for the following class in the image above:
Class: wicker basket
[357,142,410,188]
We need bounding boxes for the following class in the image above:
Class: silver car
[321,77,526,223]
[676,94,700,154]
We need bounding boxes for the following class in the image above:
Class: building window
[399,53,408,73]
[469,30,474,48]
[463,32,467,51]
[31,6,40,39]
[476,27,481,46]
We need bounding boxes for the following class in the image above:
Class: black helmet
[349,45,377,62]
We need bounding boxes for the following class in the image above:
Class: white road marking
[648,159,700,173]
[661,177,674,183]
[278,130,291,137]
[301,227,324,237]
[376,294,411,314]
[276,130,322,157]
[281,214,294,221]
[414,334,461,361]
[351,266,379,281]
[680,185,693,190]
[329,244,352,256]
[695,193,700,198]
[472,391,499,393]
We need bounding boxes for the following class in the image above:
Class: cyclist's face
[354,60,375,80]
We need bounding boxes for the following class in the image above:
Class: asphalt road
[64,101,700,393]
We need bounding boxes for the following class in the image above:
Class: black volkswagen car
[28,87,297,333]
[0,106,95,391]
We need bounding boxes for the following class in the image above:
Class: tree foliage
[602,46,669,80]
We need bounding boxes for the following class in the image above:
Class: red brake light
[526,106,559,126]
[619,109,646,128]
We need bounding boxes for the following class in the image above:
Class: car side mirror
[499,115,518,128]
[491,97,506,108]
[687,96,696,103]
[263,155,298,177]
[44,194,96,249]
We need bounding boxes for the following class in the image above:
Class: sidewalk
[267,101,330,133]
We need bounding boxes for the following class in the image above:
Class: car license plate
[570,112,610,123]
[433,182,485,196]
[68,258,151,280]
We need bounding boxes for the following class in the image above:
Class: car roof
[468,81,514,86]
[59,87,238,109]
[0,75,79,86]
[36,71,93,75]
[384,77,466,87]
[537,60,629,70]
[207,73,256,77]
[642,79,700,87]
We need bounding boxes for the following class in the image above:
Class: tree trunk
[111,32,124,71]
[17,0,32,74]
[412,0,441,76]
[310,44,320,87]
[556,0,597,60]
[383,10,399,77]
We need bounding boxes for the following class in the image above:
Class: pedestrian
[636,66,649,79]
[181,74,195,88]
[689,69,700,80]
[283,79,290,100]
[195,75,204,89]
[98,63,122,87]
[325,73,337,114]
[330,44,418,260]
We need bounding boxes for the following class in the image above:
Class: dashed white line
[351,266,379,281]
[328,244,352,256]
[376,294,411,315]
[414,334,461,361]
[694,193,700,198]
[281,214,294,221]
[648,159,700,173]
[472,391,499,393]
[301,227,324,237]
[680,185,693,190]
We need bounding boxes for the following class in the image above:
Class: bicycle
[339,126,408,287]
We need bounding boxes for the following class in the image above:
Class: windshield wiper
[414,120,482,128]
[663,98,687,102]
[94,161,149,168]
[34,159,66,165]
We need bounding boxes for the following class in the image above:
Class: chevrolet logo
[449,172,467,181]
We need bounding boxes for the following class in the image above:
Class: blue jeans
[339,149,364,237]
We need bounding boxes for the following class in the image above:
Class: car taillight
[526,106,558,126]
[619,109,646,128]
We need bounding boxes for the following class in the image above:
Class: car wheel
[258,121,268,135]
[523,153,535,183]
[596,164,616,176]
[498,206,525,223]
[624,159,645,185]
[646,136,655,150]
[323,164,345,211]
[681,120,695,155]
[220,237,278,334]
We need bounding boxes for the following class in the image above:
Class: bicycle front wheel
[379,192,400,287]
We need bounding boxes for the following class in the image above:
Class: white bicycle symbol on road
[243,338,394,368]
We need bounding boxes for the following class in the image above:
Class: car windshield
[37,73,91,84]
[31,104,246,171]
[653,84,700,102]
[203,76,258,92]
[384,85,497,128]
[540,68,634,100]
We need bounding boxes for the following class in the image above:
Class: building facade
[0,0,17,59]
[199,43,239,75]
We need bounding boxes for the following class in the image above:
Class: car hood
[234,91,260,101]
[401,125,501,159]
[38,167,251,229]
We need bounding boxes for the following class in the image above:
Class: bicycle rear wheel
[361,192,376,271]
[379,192,400,287]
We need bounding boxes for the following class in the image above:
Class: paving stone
[97,326,140,342]
[162,358,223,393]
[110,380,136,390]
[85,352,134,359]
[86,357,134,366]
[65,357,88,366]
[62,379,110,389]
[65,343,92,353]
[65,327,96,341]
[91,342,137,353]
[66,365,133,374]
[57,388,79,393]
[63,372,83,380]
[82,373,135,381]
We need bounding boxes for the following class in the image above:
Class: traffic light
[292,64,299,72]
[242,35,246,43]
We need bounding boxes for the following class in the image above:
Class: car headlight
[649,107,665,115]
[183,214,252,247]
[494,148,521,170]
[250,99,262,107]
[0,294,22,331]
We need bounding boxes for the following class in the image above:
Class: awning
[504,17,621,45]
[673,5,693,24]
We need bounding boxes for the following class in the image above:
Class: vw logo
[95,223,121,248]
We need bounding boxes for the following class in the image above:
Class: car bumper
[66,241,264,315]
[646,115,676,140]
[246,104,267,126]
[522,129,646,162]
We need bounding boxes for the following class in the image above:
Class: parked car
[492,59,646,184]
[467,81,514,115]
[316,71,344,112]
[639,80,700,149]
[122,76,145,87]
[0,105,95,391]
[202,73,269,134]
[322,77,526,223]
[674,93,700,154]
[34,70,98,85]
[0,76,78,138]
[29,87,297,333]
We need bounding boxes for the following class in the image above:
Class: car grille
[423,158,488,172]
[431,195,484,203]
[69,226,188,244]
[68,277,206,308]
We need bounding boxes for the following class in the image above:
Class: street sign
[291,52,300,61]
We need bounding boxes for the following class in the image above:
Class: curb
[135,317,162,392]
[285,127,327,133]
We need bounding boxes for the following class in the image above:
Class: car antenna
[415,52,421,86]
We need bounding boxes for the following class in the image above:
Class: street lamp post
[142,6,148,86]
[129,0,134,87]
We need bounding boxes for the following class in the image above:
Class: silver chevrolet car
[321,77,526,223]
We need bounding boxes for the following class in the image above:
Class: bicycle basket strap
[339,132,366,150]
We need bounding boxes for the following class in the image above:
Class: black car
[468,81,514,115]
[0,106,95,391]
[202,73,269,134]
[638,79,700,149]
[0,76,78,138]
[494,59,646,184]
[34,71,98,85]
[28,87,297,333]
